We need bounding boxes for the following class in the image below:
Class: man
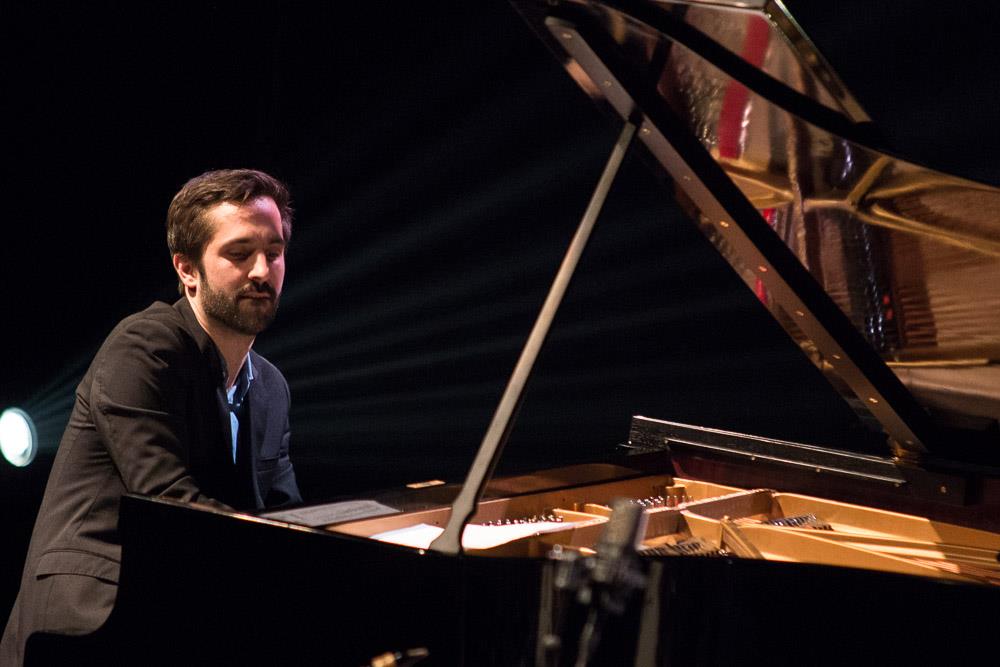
[1,168,302,665]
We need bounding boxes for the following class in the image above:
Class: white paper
[260,499,399,527]
[371,521,574,550]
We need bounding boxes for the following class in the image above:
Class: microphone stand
[540,499,648,667]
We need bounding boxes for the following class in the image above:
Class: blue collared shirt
[225,355,254,463]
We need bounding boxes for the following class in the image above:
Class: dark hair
[167,168,293,292]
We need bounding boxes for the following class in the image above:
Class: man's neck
[187,297,254,388]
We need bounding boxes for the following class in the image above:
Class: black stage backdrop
[2,1,998,619]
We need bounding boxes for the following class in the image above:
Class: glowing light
[0,408,38,467]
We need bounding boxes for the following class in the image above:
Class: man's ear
[173,254,200,296]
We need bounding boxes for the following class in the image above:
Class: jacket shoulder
[116,301,188,333]
[249,350,286,383]
[84,303,200,382]
[103,302,193,348]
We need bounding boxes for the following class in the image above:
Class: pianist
[1,168,303,664]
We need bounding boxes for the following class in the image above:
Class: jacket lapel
[174,298,235,464]
[247,352,269,464]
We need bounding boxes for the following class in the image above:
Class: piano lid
[509,0,1000,463]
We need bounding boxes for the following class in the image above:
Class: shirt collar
[176,297,256,394]
[229,354,254,408]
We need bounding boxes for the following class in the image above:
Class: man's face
[194,197,286,336]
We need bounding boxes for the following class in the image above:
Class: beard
[200,276,279,336]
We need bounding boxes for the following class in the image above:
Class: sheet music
[371,521,574,550]
[260,499,399,527]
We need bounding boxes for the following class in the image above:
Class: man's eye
[266,251,282,261]
[229,252,250,261]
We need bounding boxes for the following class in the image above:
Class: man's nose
[248,252,270,281]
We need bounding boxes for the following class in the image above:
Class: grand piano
[33,1,1000,665]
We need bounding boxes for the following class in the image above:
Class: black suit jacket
[1,298,301,665]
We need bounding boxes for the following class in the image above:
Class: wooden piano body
[36,1,1000,664]
[97,460,1000,665]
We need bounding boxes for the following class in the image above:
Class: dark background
[1,0,997,621]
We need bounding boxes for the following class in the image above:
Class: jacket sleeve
[89,317,231,510]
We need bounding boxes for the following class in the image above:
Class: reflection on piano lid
[65,2,1000,666]
[513,0,1000,462]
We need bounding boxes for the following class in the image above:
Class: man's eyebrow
[221,236,286,246]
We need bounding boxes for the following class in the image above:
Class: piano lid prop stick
[430,120,638,555]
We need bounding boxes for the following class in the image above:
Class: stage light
[0,407,38,467]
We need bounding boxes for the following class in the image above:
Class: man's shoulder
[101,301,196,355]
[80,301,207,397]
[119,300,184,325]
[109,300,180,331]
[248,349,286,384]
